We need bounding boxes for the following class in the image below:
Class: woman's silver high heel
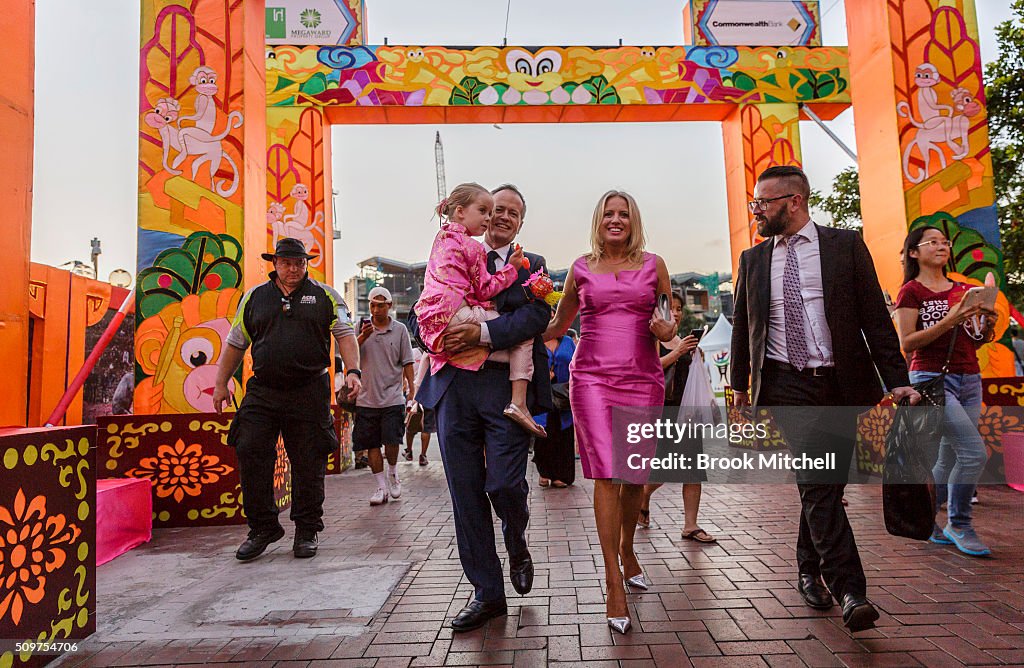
[625,572,649,590]
[607,580,632,634]
[607,616,632,634]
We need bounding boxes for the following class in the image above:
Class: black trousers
[758,363,866,600]
[532,411,576,485]
[435,367,531,603]
[230,373,337,535]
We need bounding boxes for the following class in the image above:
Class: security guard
[214,237,361,560]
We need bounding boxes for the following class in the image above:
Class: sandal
[552,480,568,488]
[419,454,428,466]
[539,477,550,487]
[681,528,717,543]
[637,509,650,529]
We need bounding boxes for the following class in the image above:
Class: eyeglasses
[915,239,952,249]
[748,194,798,212]
[281,296,292,317]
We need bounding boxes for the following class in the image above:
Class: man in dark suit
[415,184,552,632]
[731,166,919,632]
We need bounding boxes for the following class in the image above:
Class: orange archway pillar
[723,103,803,274]
[135,0,267,415]
[848,1,1010,376]
[1,0,33,426]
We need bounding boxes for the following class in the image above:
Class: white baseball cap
[368,286,393,302]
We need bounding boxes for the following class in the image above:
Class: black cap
[261,237,318,261]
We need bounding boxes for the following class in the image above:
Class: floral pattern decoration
[126,438,234,502]
[0,489,81,626]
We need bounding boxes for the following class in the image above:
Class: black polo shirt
[226,272,354,387]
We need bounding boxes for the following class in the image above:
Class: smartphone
[658,293,672,322]
[360,317,371,330]
[690,328,705,342]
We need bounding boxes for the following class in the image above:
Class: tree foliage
[809,166,862,231]
[986,0,1024,308]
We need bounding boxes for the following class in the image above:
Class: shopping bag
[677,350,721,426]
[882,402,937,540]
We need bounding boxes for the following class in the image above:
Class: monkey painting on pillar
[142,66,245,197]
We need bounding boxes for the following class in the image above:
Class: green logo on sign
[266,7,286,39]
[300,8,322,29]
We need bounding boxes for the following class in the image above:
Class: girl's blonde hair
[437,182,490,223]
[587,190,646,264]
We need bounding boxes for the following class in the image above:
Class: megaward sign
[684,0,821,47]
[266,0,364,46]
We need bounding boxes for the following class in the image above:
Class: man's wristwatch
[346,369,362,378]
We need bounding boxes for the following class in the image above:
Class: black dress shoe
[235,526,285,561]
[293,531,318,558]
[841,593,879,632]
[450,599,507,632]
[797,574,833,610]
[510,553,534,595]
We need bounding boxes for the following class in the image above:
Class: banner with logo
[266,0,364,46]
[684,0,821,47]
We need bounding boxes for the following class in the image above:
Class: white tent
[698,315,733,394]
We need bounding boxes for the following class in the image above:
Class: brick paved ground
[57,442,1024,667]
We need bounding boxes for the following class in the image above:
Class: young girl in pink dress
[416,182,546,437]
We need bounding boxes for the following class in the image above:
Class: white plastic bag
[677,350,721,426]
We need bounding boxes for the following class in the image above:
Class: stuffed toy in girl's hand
[523,269,563,306]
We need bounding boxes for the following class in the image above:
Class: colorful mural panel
[0,427,96,668]
[97,414,292,528]
[886,1,1010,376]
[264,44,849,110]
[138,1,256,413]
[266,107,329,281]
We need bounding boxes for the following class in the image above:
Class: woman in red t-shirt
[893,226,996,557]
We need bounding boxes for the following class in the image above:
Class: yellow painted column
[135,0,266,415]
[0,0,33,426]
[722,102,802,275]
[848,0,1010,376]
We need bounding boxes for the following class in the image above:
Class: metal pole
[799,103,859,164]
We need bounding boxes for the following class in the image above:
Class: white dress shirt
[478,241,512,345]
[766,220,834,368]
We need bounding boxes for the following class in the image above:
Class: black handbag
[882,400,937,540]
[550,382,570,411]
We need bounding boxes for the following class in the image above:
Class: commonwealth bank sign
[684,0,821,47]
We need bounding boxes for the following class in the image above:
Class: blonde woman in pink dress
[545,190,676,634]
[417,182,545,437]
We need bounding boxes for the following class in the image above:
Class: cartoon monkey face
[290,184,310,200]
[190,66,219,96]
[639,46,656,60]
[914,63,940,87]
[144,98,181,130]
[952,88,981,116]
[267,202,286,221]
[175,318,234,413]
[505,48,566,93]
[405,48,425,61]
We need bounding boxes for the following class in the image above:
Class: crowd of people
[212,165,1005,639]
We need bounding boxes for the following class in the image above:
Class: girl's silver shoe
[607,616,632,634]
[625,573,649,590]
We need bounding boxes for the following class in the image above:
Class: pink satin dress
[569,252,664,480]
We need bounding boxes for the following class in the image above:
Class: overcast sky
[31,0,1013,282]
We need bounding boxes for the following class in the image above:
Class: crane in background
[434,131,447,204]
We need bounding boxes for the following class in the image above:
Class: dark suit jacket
[730,224,909,407]
[415,251,554,415]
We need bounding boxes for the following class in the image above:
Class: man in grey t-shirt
[354,287,415,505]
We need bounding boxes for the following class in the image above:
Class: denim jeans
[909,371,987,529]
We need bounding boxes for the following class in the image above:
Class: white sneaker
[369,487,388,506]
[388,473,402,499]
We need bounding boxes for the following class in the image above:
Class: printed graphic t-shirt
[894,279,982,374]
